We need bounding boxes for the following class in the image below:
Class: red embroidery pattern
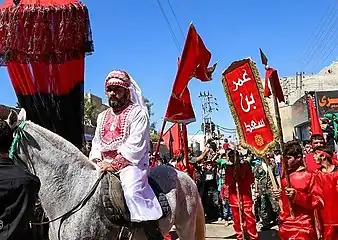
[111,155,131,171]
[99,104,136,147]
[102,151,118,160]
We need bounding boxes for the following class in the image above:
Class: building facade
[268,61,338,141]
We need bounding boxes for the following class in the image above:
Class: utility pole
[199,91,218,143]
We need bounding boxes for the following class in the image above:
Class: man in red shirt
[305,134,338,172]
[224,150,258,240]
[305,134,325,172]
[314,146,338,240]
[275,141,323,240]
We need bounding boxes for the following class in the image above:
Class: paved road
[169,221,279,239]
[205,222,279,240]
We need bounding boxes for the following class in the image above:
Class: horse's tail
[195,195,205,240]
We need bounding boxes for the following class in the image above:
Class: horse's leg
[174,173,205,240]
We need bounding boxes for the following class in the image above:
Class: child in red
[224,150,258,240]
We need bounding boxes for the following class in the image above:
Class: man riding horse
[89,70,163,239]
[0,114,40,239]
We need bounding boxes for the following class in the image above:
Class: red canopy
[0,0,93,65]
[0,0,93,149]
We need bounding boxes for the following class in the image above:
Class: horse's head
[7,108,96,174]
[5,108,26,130]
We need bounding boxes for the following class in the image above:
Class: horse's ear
[5,110,18,129]
[18,108,27,122]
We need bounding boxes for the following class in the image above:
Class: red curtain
[7,58,85,148]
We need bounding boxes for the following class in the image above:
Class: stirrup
[118,226,133,240]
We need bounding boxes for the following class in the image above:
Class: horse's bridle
[10,121,106,240]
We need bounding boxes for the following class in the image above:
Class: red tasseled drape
[0,0,93,65]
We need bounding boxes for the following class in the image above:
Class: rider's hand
[98,161,117,172]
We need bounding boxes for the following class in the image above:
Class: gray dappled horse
[7,109,205,240]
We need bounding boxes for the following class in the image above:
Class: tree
[144,97,154,117]
[144,97,159,140]
[84,94,98,126]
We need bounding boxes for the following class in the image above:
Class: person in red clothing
[314,146,338,240]
[175,153,196,180]
[223,138,230,151]
[224,150,258,240]
[274,141,324,240]
[305,134,325,172]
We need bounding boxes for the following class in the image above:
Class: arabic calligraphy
[319,96,338,107]
[233,70,251,91]
[245,119,266,133]
[240,93,257,113]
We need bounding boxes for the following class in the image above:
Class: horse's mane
[25,121,96,170]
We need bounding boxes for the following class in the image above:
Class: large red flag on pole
[164,23,216,124]
[153,23,215,168]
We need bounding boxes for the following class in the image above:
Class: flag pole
[152,119,167,167]
[181,123,189,172]
[260,48,294,217]
[234,145,245,239]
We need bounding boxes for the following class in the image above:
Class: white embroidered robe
[89,104,163,222]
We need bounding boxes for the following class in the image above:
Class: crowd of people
[142,133,338,240]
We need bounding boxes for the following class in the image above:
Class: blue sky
[0,0,337,134]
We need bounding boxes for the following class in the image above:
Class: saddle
[100,172,171,227]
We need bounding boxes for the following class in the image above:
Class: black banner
[315,91,338,118]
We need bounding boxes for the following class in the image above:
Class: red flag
[264,68,285,103]
[308,95,323,136]
[222,59,278,156]
[162,123,181,155]
[165,23,215,123]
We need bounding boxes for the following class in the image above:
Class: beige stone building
[267,61,338,141]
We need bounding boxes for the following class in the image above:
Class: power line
[302,6,338,71]
[156,0,181,53]
[300,2,337,71]
[166,0,185,41]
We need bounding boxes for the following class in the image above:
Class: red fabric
[317,170,338,226]
[110,155,131,171]
[221,184,229,199]
[176,161,195,181]
[231,206,258,240]
[223,143,229,150]
[163,233,172,240]
[323,226,338,240]
[162,123,181,155]
[7,59,84,95]
[305,153,322,173]
[224,163,254,207]
[165,24,214,124]
[264,67,285,103]
[0,1,92,64]
[308,95,324,136]
[222,59,277,153]
[279,169,323,239]
[305,153,338,172]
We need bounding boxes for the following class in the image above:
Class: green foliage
[144,98,154,117]
[84,95,98,126]
[150,132,160,142]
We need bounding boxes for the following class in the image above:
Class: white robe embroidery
[89,105,162,222]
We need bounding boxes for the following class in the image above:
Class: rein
[10,122,106,240]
